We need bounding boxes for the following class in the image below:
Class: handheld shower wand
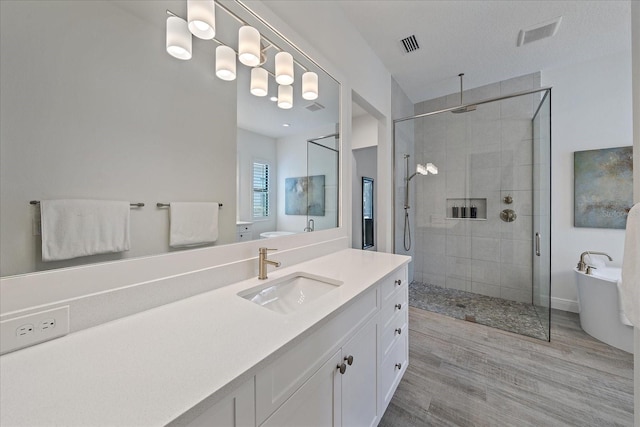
[403,154,437,251]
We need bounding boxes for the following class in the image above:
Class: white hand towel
[40,199,130,261]
[620,203,640,327]
[169,202,219,248]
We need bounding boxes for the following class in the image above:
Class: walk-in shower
[394,73,551,340]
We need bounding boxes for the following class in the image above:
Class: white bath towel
[620,203,640,327]
[40,199,130,261]
[169,202,219,248]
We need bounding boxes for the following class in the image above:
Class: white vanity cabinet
[377,267,409,415]
[182,378,255,427]
[254,264,408,427]
[236,222,253,242]
[261,317,378,427]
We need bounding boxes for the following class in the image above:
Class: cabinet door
[261,350,342,427]
[341,317,378,427]
[184,378,255,427]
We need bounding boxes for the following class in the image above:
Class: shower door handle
[535,232,541,256]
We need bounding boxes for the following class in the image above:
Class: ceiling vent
[400,35,420,53]
[517,16,562,47]
[305,102,325,112]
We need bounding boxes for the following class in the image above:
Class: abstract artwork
[574,146,633,229]
[285,175,325,216]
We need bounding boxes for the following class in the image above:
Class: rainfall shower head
[451,105,477,114]
[451,73,477,114]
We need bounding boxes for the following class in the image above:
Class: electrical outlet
[0,306,69,355]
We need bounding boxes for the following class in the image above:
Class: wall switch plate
[0,306,69,354]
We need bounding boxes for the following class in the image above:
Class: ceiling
[334,1,631,103]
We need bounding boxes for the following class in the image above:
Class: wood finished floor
[379,307,634,427]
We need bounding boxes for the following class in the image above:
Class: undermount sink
[239,272,343,314]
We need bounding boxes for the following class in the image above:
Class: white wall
[352,115,378,150]
[237,128,278,238]
[541,51,633,311]
[0,1,237,277]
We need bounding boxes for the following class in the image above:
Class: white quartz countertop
[0,249,410,426]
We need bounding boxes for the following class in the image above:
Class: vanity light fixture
[215,45,236,81]
[167,2,321,105]
[187,0,216,40]
[166,16,192,60]
[238,26,261,66]
[282,123,291,127]
[250,67,268,96]
[275,52,294,85]
[277,85,293,109]
[302,71,318,100]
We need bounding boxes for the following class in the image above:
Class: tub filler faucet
[577,251,613,272]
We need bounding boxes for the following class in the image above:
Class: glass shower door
[532,90,551,341]
[307,134,340,232]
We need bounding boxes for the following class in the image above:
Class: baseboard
[551,297,579,313]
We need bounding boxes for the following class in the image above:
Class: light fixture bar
[166,8,312,73]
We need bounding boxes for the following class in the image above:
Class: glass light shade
[302,71,318,100]
[187,0,216,40]
[215,45,236,81]
[238,26,260,67]
[275,52,294,85]
[277,85,293,109]
[250,67,268,97]
[426,163,438,174]
[166,16,192,60]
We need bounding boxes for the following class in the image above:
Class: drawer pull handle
[395,303,402,310]
[344,355,354,366]
[395,328,402,335]
[395,279,402,286]
[337,363,347,374]
[395,363,402,370]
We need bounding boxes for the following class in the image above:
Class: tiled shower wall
[410,73,541,303]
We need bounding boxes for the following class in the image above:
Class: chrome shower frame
[391,85,552,253]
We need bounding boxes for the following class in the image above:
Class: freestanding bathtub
[259,231,296,239]
[574,267,634,353]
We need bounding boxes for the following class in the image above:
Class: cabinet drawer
[379,287,407,330]
[236,224,252,233]
[379,333,408,410]
[380,316,407,361]
[379,266,407,305]
[256,287,378,425]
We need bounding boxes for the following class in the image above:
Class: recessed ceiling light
[270,96,278,102]
[282,123,290,127]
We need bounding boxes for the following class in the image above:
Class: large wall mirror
[0,0,340,277]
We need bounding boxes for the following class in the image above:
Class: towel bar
[156,203,223,208]
[30,200,144,208]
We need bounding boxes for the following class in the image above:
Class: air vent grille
[400,35,420,53]
[306,102,325,112]
[517,16,562,47]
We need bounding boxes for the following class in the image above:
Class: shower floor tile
[409,281,549,340]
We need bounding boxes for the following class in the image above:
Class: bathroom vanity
[0,249,410,426]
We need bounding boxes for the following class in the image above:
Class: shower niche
[446,198,487,220]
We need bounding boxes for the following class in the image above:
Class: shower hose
[403,208,411,251]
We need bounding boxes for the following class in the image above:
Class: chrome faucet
[577,251,613,272]
[304,218,315,232]
[258,247,281,280]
